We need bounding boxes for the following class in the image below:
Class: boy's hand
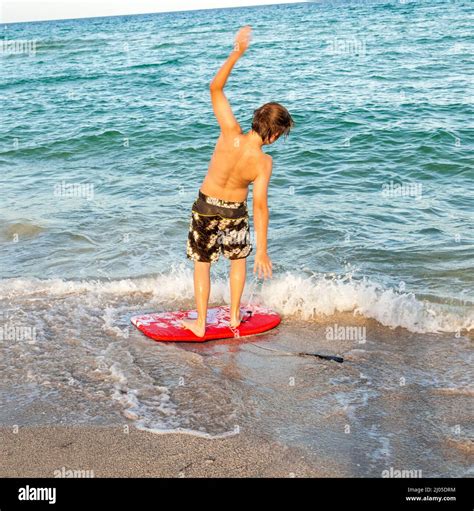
[254,251,272,280]
[233,25,252,55]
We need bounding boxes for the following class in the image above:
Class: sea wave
[1,267,472,334]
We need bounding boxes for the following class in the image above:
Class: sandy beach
[0,426,331,478]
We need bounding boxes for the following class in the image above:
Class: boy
[183,25,295,337]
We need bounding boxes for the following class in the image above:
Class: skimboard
[131,305,281,342]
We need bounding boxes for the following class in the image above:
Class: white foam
[260,272,474,334]
[134,424,240,439]
[101,345,179,428]
[1,266,472,334]
[101,307,129,338]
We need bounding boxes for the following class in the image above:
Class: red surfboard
[131,304,281,342]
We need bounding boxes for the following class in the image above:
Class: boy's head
[251,102,295,145]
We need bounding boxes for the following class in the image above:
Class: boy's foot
[229,311,243,329]
[181,319,206,338]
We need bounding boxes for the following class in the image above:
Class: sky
[0,0,306,24]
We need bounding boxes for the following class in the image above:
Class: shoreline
[1,316,472,478]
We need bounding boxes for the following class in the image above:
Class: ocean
[0,0,473,476]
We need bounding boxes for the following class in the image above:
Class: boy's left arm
[252,157,273,280]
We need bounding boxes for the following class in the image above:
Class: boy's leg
[229,257,246,327]
[182,261,210,337]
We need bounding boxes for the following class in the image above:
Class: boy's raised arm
[209,26,252,135]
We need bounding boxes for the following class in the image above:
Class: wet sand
[0,426,332,478]
[1,309,472,478]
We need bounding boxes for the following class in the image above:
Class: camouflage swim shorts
[186,190,252,264]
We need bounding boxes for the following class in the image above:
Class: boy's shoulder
[255,149,271,164]
[252,153,272,182]
[254,151,271,168]
[262,153,273,171]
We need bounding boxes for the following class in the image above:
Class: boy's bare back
[200,131,271,203]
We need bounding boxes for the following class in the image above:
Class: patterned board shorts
[186,190,252,264]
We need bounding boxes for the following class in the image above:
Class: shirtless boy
[183,25,295,337]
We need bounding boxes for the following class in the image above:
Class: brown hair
[251,102,295,144]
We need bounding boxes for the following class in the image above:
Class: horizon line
[0,0,310,26]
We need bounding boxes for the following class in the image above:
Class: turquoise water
[1,1,473,475]
[1,1,473,332]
